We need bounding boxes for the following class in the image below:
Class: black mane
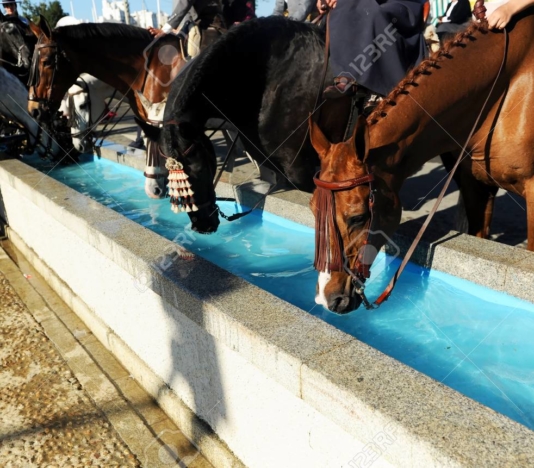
[167,17,324,115]
[162,16,328,194]
[55,22,153,44]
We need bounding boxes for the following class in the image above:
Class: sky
[56,0,274,22]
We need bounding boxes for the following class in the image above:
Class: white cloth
[442,1,456,22]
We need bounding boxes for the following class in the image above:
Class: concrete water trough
[1,143,534,467]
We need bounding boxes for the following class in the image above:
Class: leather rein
[313,1,511,310]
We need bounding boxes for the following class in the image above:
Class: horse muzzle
[144,173,167,199]
[326,293,362,313]
[190,205,220,234]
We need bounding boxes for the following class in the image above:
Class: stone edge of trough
[2,157,534,467]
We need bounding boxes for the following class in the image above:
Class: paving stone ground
[0,243,213,468]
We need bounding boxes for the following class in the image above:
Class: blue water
[26,154,534,431]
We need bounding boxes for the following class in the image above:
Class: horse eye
[348,213,369,227]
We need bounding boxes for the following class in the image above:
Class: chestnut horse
[26,17,191,197]
[310,13,534,313]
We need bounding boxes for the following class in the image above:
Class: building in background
[131,7,156,27]
[100,0,168,27]
[100,0,129,22]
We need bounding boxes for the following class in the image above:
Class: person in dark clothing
[148,0,225,36]
[320,0,428,100]
[435,0,472,43]
[1,1,28,23]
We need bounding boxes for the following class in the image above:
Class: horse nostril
[153,187,162,196]
[328,295,352,314]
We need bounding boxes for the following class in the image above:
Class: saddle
[183,15,226,59]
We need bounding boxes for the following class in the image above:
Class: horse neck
[61,36,146,98]
[367,24,524,187]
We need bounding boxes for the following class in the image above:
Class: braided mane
[368,21,489,124]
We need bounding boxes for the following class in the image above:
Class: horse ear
[353,116,370,162]
[28,19,42,38]
[38,14,52,39]
[309,116,331,159]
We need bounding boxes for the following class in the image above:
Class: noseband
[313,172,375,282]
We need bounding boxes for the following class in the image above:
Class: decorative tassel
[314,187,343,272]
[165,158,196,214]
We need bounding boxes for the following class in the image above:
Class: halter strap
[313,171,374,273]
[313,173,374,191]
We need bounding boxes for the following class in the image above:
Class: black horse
[0,13,36,84]
[159,17,355,233]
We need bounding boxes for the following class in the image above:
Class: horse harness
[0,43,26,68]
[312,0,510,310]
[154,118,270,220]
[27,36,65,105]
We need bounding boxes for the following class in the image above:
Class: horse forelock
[368,21,489,124]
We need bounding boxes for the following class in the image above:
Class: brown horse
[26,17,194,198]
[310,12,534,313]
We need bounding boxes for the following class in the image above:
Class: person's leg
[128,126,146,150]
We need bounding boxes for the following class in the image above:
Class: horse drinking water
[27,17,191,198]
[310,12,534,313]
[159,17,356,232]
[59,74,119,153]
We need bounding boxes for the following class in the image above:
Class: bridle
[313,171,377,307]
[155,119,216,212]
[312,0,511,311]
[0,44,26,68]
[0,19,32,69]
[28,36,65,106]
[155,119,265,220]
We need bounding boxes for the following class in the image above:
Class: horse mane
[55,22,153,44]
[169,17,323,112]
[368,21,489,124]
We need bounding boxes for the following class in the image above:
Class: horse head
[309,117,401,313]
[0,13,35,71]
[160,120,220,233]
[28,15,78,122]
[59,75,114,154]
